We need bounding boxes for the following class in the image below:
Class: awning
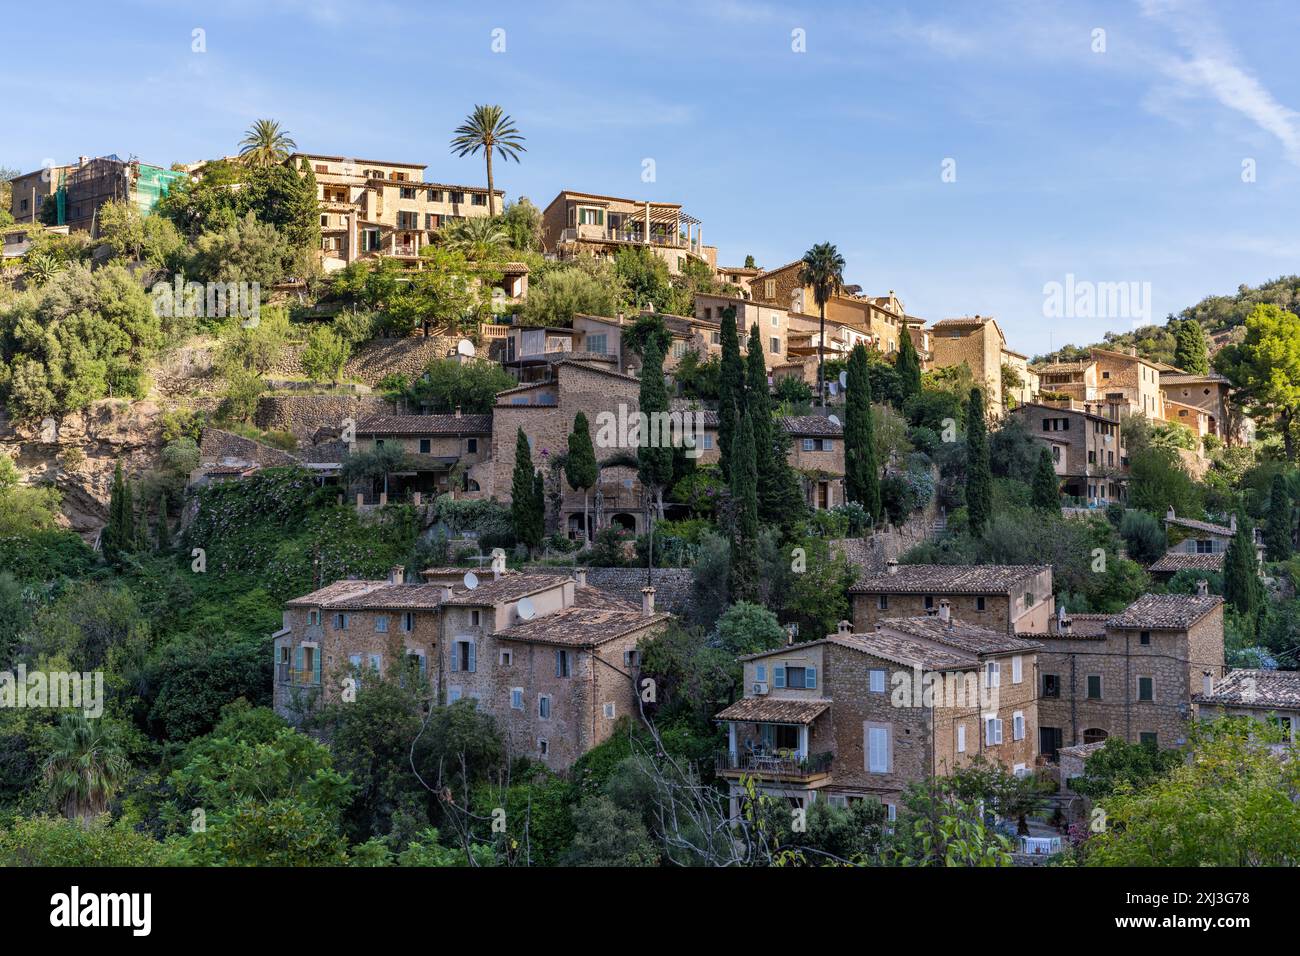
[715,698,830,724]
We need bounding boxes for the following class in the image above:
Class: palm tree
[42,714,130,823]
[239,119,297,168]
[441,216,509,262]
[450,105,526,216]
[799,243,846,407]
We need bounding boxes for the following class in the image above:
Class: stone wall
[265,334,461,386]
[255,394,391,442]
[529,566,695,616]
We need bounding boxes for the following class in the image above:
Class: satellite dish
[457,338,476,358]
[839,371,848,388]
[463,572,479,591]
[827,414,841,427]
[517,597,536,621]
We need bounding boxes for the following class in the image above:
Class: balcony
[277,663,320,686]
[714,750,834,781]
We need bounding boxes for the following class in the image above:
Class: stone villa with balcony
[849,563,1055,635]
[289,152,501,272]
[1030,592,1225,760]
[541,190,716,275]
[351,412,493,501]
[273,565,668,769]
[716,608,1041,817]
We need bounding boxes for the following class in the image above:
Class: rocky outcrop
[0,399,168,538]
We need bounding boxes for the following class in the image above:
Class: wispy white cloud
[1140,0,1300,164]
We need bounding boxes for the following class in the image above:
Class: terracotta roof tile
[780,415,843,437]
[1105,593,1223,630]
[1149,552,1225,574]
[716,697,831,723]
[357,414,492,436]
[493,607,667,647]
[850,564,1050,595]
[1196,669,1300,710]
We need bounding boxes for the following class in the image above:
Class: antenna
[517,597,536,620]
[463,572,479,591]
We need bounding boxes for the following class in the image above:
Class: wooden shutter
[806,666,817,689]
[774,666,786,688]
[311,648,321,684]
[468,641,476,673]
[450,643,460,672]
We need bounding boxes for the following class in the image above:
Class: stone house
[849,563,1055,635]
[693,293,790,362]
[288,152,500,272]
[928,316,1009,415]
[1194,669,1300,745]
[1147,551,1224,584]
[716,609,1041,817]
[748,262,906,356]
[1159,371,1251,445]
[1011,401,1126,506]
[490,358,650,537]
[1164,508,1263,562]
[272,566,667,770]
[781,415,845,510]
[1030,592,1225,759]
[352,412,493,499]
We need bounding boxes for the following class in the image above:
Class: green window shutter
[774,666,786,688]
[806,666,817,689]
[312,649,321,684]
[468,641,476,673]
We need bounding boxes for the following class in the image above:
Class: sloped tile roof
[1106,593,1223,630]
[441,573,569,606]
[780,415,843,437]
[1195,669,1300,710]
[493,607,667,647]
[849,564,1050,595]
[286,579,448,610]
[716,697,831,723]
[1149,552,1225,574]
[357,414,492,436]
[1166,515,1233,537]
[878,617,1042,656]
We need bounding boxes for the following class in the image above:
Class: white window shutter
[1012,656,1023,684]
[774,666,786,688]
[957,724,966,753]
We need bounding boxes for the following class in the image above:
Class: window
[877,594,888,611]
[1024,591,1035,609]
[802,438,814,452]
[1138,676,1154,702]
[1011,656,1023,684]
[368,652,382,674]
[985,716,1003,745]
[419,438,431,454]
[924,595,934,610]
[1139,630,1150,645]
[587,333,608,355]
[701,434,714,450]
[467,438,479,454]
[624,649,640,668]
[957,724,966,753]
[510,688,523,710]
[538,695,552,719]
[1087,675,1102,700]
[396,211,418,229]
[400,186,415,199]
[450,191,465,204]
[671,340,687,359]
[764,279,775,299]
[755,664,767,683]
[427,188,443,202]
[538,739,548,756]
[710,331,721,346]
[333,613,349,631]
[770,336,780,354]
[375,615,389,633]
[1139,732,1158,747]
[555,649,572,678]
[1043,674,1060,698]
[471,193,486,206]
[985,661,1000,688]
[866,724,891,773]
[577,206,604,225]
[499,649,512,666]
[819,438,834,451]
[770,313,779,328]
[401,612,414,632]
[869,669,887,693]
[603,702,616,719]
[308,609,320,626]
[976,596,986,611]
[1013,711,1025,741]
[452,639,476,673]
[1196,539,1214,553]
[784,666,815,689]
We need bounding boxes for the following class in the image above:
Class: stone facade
[1011,402,1126,505]
[850,565,1055,635]
[929,316,1007,414]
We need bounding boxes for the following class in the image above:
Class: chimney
[1202,672,1214,696]
[78,156,89,167]
[573,568,587,588]
[938,599,951,625]
[1166,505,1175,521]
[1196,579,1209,596]
[454,405,462,419]
[1059,616,1072,635]
[886,559,899,576]
[836,620,852,635]
[1229,514,1237,533]
[388,565,405,584]
[640,587,656,617]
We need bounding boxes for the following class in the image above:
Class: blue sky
[5,0,1300,356]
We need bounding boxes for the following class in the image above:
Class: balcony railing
[277,663,320,686]
[715,750,834,778]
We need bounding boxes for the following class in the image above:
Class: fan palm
[450,105,526,216]
[239,119,297,168]
[799,242,846,407]
[42,713,130,822]
[441,216,509,262]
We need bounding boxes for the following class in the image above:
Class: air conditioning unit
[752,682,769,696]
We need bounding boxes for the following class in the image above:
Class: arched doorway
[1082,728,1108,745]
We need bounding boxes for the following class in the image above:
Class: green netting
[133,165,185,213]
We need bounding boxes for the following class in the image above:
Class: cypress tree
[565,411,598,543]
[1224,510,1263,621]
[155,491,172,552]
[532,471,547,544]
[966,387,992,535]
[845,343,881,522]
[1173,319,1209,374]
[637,334,674,521]
[511,428,542,554]
[102,461,135,563]
[896,326,922,403]
[1031,446,1061,513]
[717,305,745,480]
[1265,472,1292,560]
[729,408,760,602]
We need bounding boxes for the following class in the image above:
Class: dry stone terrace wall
[263,334,461,385]
[255,394,391,442]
